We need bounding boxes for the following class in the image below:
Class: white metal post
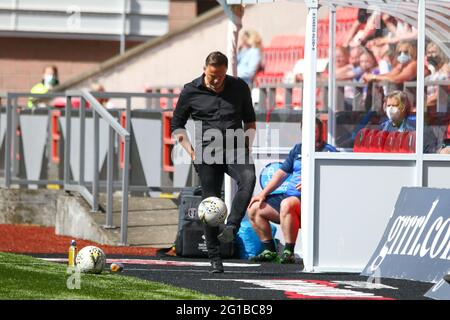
[301,0,319,272]
[415,0,426,187]
[223,3,244,213]
[120,0,128,55]
[327,5,337,146]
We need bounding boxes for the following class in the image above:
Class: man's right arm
[248,145,297,209]
[170,91,195,160]
[248,169,288,209]
[260,145,297,197]
[260,169,288,197]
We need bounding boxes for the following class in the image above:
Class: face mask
[427,56,441,69]
[386,106,401,122]
[397,52,411,64]
[44,74,56,87]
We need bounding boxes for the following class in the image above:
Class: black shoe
[280,249,296,264]
[218,225,235,243]
[210,259,224,273]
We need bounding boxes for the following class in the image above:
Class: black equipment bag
[175,189,234,258]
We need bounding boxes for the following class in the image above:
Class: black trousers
[195,160,256,259]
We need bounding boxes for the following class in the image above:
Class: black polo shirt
[170,74,256,149]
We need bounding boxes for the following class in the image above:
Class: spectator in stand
[360,48,380,82]
[359,48,380,101]
[335,46,365,110]
[380,90,414,132]
[367,15,417,60]
[379,49,395,75]
[287,58,328,83]
[438,124,450,154]
[378,49,395,95]
[342,9,369,48]
[362,41,417,87]
[335,46,351,80]
[28,65,60,108]
[237,30,263,87]
[247,118,337,264]
[348,46,365,81]
[380,90,437,153]
[282,57,328,109]
[344,9,386,49]
[335,46,349,74]
[425,42,450,112]
[90,83,115,109]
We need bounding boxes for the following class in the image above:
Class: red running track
[0,224,158,256]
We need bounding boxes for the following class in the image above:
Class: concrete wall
[55,193,117,245]
[0,188,114,245]
[0,188,60,226]
[69,3,328,98]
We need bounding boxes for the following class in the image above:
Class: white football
[198,197,228,227]
[75,246,106,274]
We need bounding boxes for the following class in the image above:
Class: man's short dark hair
[205,51,228,67]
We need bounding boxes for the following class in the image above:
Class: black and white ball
[75,246,106,274]
[198,197,228,227]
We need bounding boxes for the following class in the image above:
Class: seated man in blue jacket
[247,118,337,264]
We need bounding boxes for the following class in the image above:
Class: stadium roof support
[223,0,446,272]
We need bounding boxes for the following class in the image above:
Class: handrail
[65,89,131,245]
[0,90,190,246]
[3,92,69,98]
[67,90,130,137]
[89,91,180,99]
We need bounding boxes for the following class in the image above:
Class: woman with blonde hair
[362,41,417,85]
[237,30,263,87]
[425,42,449,111]
[380,90,438,153]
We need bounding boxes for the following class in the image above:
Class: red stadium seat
[337,7,359,20]
[292,87,302,108]
[363,129,378,152]
[370,130,389,153]
[159,88,180,109]
[159,88,169,109]
[51,97,86,109]
[383,131,400,153]
[400,131,416,153]
[393,132,409,153]
[353,128,371,152]
[270,35,304,47]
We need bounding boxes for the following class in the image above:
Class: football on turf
[197,197,228,227]
[75,246,106,274]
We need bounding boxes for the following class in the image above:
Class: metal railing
[257,80,450,112]
[3,92,68,188]
[1,82,447,244]
[1,90,180,246]
[65,90,131,245]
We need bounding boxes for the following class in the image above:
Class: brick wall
[0,37,141,93]
[169,0,197,32]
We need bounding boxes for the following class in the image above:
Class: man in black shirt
[170,51,256,273]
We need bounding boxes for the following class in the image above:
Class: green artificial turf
[0,252,231,300]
